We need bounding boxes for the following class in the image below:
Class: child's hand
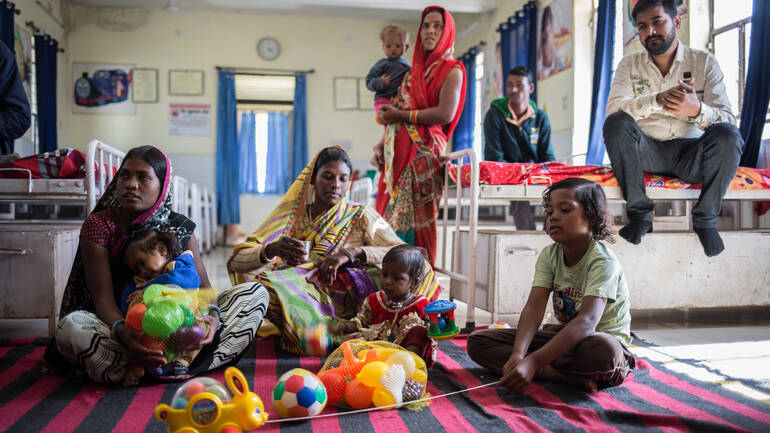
[380,74,391,87]
[499,355,537,393]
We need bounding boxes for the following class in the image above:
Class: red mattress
[449,161,770,191]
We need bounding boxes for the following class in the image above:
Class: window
[472,51,485,161]
[235,74,294,193]
[711,0,752,117]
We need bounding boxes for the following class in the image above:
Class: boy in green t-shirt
[468,178,634,393]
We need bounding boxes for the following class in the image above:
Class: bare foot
[123,364,145,386]
[536,364,598,393]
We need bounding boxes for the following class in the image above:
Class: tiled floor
[4,246,769,399]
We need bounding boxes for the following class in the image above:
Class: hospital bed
[0,140,219,336]
[436,148,770,329]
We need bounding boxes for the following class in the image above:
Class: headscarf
[403,5,466,137]
[59,146,195,316]
[228,146,363,284]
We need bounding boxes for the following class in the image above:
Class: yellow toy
[154,367,268,433]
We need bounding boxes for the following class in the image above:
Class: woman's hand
[116,325,167,368]
[196,311,221,348]
[377,104,404,125]
[266,236,306,266]
[317,253,348,285]
[499,354,537,394]
[371,142,385,170]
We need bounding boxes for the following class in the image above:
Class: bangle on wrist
[261,245,271,262]
[208,305,222,320]
[340,247,356,265]
[111,319,126,344]
[409,109,419,124]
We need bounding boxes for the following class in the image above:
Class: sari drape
[229,146,441,354]
[375,5,467,265]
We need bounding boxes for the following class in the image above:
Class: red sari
[375,6,466,265]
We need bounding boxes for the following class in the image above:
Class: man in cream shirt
[603,0,742,257]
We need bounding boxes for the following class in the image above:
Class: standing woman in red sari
[372,5,466,266]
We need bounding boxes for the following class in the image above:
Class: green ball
[182,306,195,327]
[142,299,184,338]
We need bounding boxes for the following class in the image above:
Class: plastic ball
[437,316,446,330]
[300,323,333,357]
[272,368,327,418]
[172,377,229,403]
[125,304,146,331]
[385,351,416,378]
[356,361,389,387]
[170,325,207,350]
[143,284,191,307]
[140,334,165,352]
[318,371,346,405]
[206,384,229,401]
[344,378,373,410]
[184,380,207,399]
[371,387,396,409]
[409,368,427,383]
[142,299,184,338]
[172,397,188,409]
[219,427,241,433]
[182,306,195,327]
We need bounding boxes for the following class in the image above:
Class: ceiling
[69,0,497,20]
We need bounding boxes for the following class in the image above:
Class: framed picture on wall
[333,77,359,110]
[169,69,204,96]
[357,77,374,111]
[131,68,158,103]
[72,62,136,115]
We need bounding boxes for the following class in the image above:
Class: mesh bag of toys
[124,284,216,367]
[317,340,429,411]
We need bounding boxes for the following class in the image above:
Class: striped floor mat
[1,337,768,432]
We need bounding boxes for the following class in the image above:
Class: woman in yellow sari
[228,147,442,354]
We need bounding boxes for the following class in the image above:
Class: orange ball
[126,304,146,331]
[185,380,207,399]
[140,334,165,352]
[319,371,346,405]
[344,378,373,410]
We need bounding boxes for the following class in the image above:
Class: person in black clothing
[484,66,555,230]
[0,40,31,154]
[365,25,411,116]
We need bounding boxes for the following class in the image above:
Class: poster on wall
[13,25,32,106]
[72,62,136,115]
[536,0,573,81]
[14,25,34,145]
[169,103,211,136]
[623,0,687,46]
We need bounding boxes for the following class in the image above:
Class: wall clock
[257,37,280,61]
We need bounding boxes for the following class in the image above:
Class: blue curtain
[264,111,290,194]
[453,47,478,162]
[238,111,257,193]
[291,73,308,180]
[1,1,14,50]
[1,1,16,154]
[34,34,57,153]
[586,0,616,165]
[216,70,240,225]
[499,2,537,100]
[739,0,770,168]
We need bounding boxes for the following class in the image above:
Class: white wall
[61,6,425,230]
[64,6,401,161]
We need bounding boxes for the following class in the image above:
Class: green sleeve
[483,109,506,162]
[532,245,556,289]
[537,111,556,163]
[582,257,620,302]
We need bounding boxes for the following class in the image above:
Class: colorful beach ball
[272,368,327,418]
[300,323,333,357]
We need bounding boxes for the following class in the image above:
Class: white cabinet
[451,229,770,323]
[0,226,79,337]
